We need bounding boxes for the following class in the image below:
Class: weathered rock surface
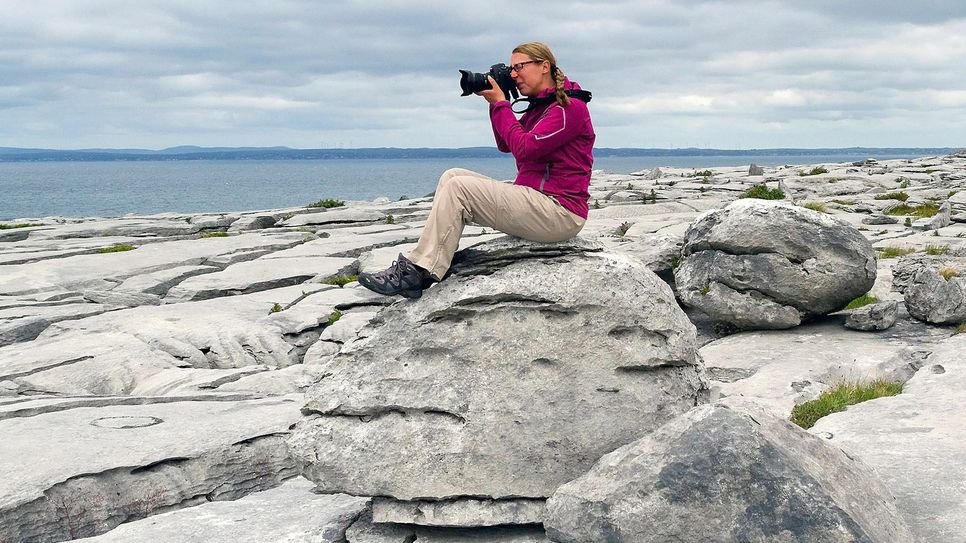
[76,478,370,543]
[844,300,899,331]
[902,256,966,324]
[289,236,709,505]
[675,199,877,329]
[545,401,914,543]
[0,396,302,542]
[812,335,966,542]
[371,497,545,527]
[346,510,549,543]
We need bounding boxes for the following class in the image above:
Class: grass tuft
[955,323,966,334]
[385,214,395,224]
[327,309,342,326]
[308,198,345,209]
[200,231,230,238]
[0,222,43,230]
[801,201,827,213]
[800,166,829,176]
[790,380,903,429]
[741,184,785,200]
[924,244,949,255]
[269,303,282,314]
[322,275,358,287]
[844,294,878,310]
[874,191,909,202]
[877,246,915,259]
[939,267,959,280]
[98,244,135,253]
[885,203,941,218]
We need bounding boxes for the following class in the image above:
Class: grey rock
[545,401,914,543]
[227,215,277,231]
[615,232,683,276]
[845,300,899,331]
[164,256,353,302]
[912,201,951,231]
[862,214,899,225]
[83,289,161,307]
[289,236,709,502]
[282,208,385,227]
[346,510,549,543]
[748,163,764,176]
[0,396,302,542]
[77,478,369,543]
[114,264,220,295]
[371,497,545,527]
[903,257,966,324]
[812,335,966,542]
[675,199,877,329]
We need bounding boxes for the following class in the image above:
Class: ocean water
[0,153,930,220]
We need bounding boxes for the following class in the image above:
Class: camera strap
[511,89,593,113]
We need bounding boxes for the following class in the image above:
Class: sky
[1,0,965,150]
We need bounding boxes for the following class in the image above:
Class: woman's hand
[476,75,507,104]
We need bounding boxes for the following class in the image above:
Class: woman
[359,41,595,298]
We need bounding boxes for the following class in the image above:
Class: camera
[459,63,519,101]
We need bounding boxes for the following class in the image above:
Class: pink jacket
[489,79,595,219]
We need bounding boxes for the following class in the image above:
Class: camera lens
[459,69,491,96]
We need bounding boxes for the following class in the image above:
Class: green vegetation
[885,203,941,218]
[939,267,959,281]
[741,184,785,200]
[200,231,230,238]
[98,244,135,253]
[322,275,359,287]
[877,246,915,259]
[801,202,827,213]
[844,294,878,310]
[790,380,903,429]
[695,169,713,178]
[385,214,395,224]
[800,166,829,176]
[308,198,345,209]
[269,303,283,314]
[0,222,43,230]
[327,309,342,326]
[899,179,910,189]
[955,323,966,334]
[924,244,949,255]
[874,191,909,202]
[904,217,913,227]
[949,190,959,198]
[700,282,711,295]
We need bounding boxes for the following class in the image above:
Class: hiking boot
[358,253,435,299]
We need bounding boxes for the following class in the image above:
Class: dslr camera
[459,63,519,101]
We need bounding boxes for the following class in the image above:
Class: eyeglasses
[509,60,540,74]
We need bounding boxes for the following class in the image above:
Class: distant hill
[0,145,958,162]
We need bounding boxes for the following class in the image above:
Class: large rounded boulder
[288,237,709,505]
[674,199,876,329]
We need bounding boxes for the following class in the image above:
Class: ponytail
[551,65,570,107]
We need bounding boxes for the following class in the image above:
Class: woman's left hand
[476,75,507,104]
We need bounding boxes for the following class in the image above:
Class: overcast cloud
[1,0,965,149]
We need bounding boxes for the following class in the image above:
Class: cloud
[1,0,965,148]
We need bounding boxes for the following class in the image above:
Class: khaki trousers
[409,168,586,280]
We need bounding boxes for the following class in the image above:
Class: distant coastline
[0,145,958,162]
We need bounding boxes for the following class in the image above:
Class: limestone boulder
[289,237,709,505]
[902,256,966,324]
[675,199,877,329]
[545,401,914,543]
[845,300,899,331]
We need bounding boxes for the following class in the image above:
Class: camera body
[459,63,519,101]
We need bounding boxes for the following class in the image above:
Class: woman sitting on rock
[358,41,596,298]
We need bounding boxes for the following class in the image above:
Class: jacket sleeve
[489,101,511,153]
[489,100,584,162]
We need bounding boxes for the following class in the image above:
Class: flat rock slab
[371,497,545,527]
[0,395,303,542]
[282,208,386,226]
[699,317,951,418]
[164,256,353,302]
[346,511,549,543]
[76,477,370,543]
[812,335,966,543]
[0,232,307,296]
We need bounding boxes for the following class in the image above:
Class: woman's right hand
[476,75,507,104]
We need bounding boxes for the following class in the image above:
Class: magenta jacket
[488,79,595,219]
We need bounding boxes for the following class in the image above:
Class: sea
[0,152,939,221]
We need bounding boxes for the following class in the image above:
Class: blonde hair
[512,41,569,106]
